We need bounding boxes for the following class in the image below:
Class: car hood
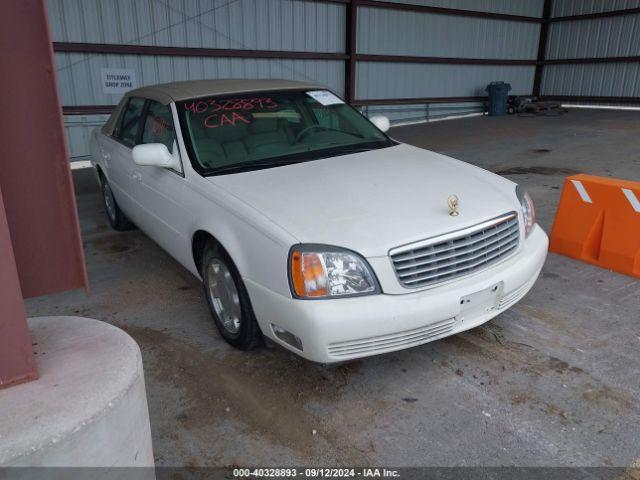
[208,143,520,257]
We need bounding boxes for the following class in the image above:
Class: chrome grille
[390,212,520,289]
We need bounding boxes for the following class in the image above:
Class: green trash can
[486,81,511,116]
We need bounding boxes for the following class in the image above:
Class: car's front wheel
[200,242,263,350]
[100,176,133,231]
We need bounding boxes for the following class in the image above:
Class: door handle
[131,172,142,182]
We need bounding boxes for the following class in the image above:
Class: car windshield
[176,90,393,175]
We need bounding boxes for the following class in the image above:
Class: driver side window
[115,97,145,148]
[141,101,183,175]
[142,101,177,153]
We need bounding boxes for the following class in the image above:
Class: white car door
[103,97,146,219]
[129,100,193,268]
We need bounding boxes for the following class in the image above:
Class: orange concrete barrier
[550,174,640,278]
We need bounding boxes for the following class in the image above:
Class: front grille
[327,318,456,358]
[390,212,520,289]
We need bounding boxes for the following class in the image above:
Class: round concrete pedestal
[0,316,154,471]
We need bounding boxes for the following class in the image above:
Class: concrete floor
[27,109,639,468]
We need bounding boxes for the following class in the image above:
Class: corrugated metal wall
[546,14,640,59]
[47,0,345,51]
[48,0,547,157]
[48,0,347,157]
[357,63,535,99]
[542,0,640,101]
[373,0,542,16]
[355,6,539,101]
[542,63,640,98]
[355,1,543,124]
[46,0,640,158]
[357,9,540,58]
[551,0,640,17]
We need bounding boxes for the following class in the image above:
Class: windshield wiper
[204,142,394,176]
[205,158,306,176]
[319,141,391,157]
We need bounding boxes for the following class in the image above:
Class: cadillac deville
[90,79,548,363]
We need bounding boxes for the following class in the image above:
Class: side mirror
[132,143,181,171]
[370,115,391,133]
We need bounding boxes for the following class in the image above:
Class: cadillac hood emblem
[447,195,460,216]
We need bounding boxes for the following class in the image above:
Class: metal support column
[345,0,358,104]
[533,0,553,97]
[0,187,38,388]
[0,0,89,388]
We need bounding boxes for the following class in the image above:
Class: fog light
[271,324,303,351]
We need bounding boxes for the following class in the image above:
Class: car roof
[124,79,325,104]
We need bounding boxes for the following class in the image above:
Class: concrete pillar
[0,317,154,474]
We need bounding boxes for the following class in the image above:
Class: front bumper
[246,225,548,363]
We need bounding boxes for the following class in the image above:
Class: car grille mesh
[390,213,520,289]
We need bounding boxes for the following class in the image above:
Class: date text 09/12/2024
[232,468,401,478]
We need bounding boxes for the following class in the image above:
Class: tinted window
[177,90,391,175]
[310,103,339,130]
[142,101,177,152]
[116,97,145,148]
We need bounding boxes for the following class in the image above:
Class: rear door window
[116,97,146,148]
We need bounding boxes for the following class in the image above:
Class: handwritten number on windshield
[203,112,251,129]
[184,98,278,114]
[184,97,279,129]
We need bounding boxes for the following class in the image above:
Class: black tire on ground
[200,241,263,350]
[100,175,134,231]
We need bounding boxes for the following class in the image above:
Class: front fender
[187,182,298,298]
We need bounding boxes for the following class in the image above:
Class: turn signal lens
[291,251,328,297]
[290,246,379,299]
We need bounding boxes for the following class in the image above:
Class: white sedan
[90,79,548,363]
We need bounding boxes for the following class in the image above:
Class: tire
[200,241,263,350]
[100,176,134,231]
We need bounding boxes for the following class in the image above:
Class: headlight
[516,185,536,237]
[289,245,380,299]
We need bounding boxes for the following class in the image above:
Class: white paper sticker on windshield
[307,90,344,106]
